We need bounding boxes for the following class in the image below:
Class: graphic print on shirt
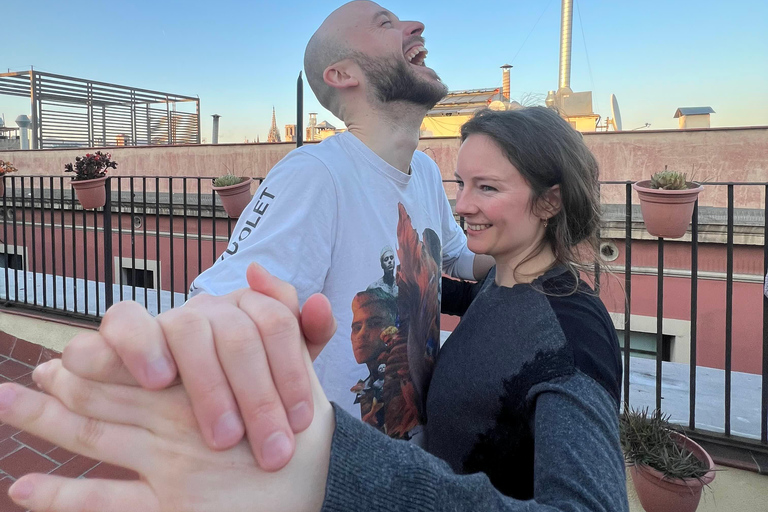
[350,203,441,439]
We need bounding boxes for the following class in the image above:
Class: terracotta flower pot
[71,176,108,210]
[633,180,703,239]
[629,432,716,512]
[212,177,253,218]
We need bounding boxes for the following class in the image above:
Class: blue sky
[2,0,766,143]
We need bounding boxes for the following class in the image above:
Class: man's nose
[402,20,424,37]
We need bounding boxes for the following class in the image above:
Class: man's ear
[536,184,562,220]
[323,60,360,90]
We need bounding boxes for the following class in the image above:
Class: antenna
[610,94,623,131]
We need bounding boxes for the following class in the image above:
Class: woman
[1,107,629,512]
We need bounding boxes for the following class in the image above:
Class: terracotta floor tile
[0,438,21,459]
[0,447,58,479]
[14,431,57,455]
[0,424,21,443]
[10,339,42,366]
[50,455,100,478]
[13,372,35,387]
[46,446,76,464]
[0,360,32,381]
[84,462,139,480]
[0,332,16,357]
[38,348,62,365]
[0,477,27,512]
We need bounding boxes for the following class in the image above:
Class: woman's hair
[460,107,601,285]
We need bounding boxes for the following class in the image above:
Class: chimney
[501,64,512,101]
[308,113,318,141]
[558,0,573,93]
[211,114,221,144]
[15,115,31,150]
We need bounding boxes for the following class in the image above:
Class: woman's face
[454,133,546,266]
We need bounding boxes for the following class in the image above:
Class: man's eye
[456,180,464,189]
[481,185,497,192]
[381,20,392,26]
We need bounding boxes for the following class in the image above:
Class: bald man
[189,1,491,422]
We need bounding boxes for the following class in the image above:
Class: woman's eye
[481,185,496,192]
[381,20,392,26]
[456,180,464,189]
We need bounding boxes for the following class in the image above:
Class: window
[114,257,160,291]
[0,244,25,271]
[120,267,155,288]
[616,329,672,361]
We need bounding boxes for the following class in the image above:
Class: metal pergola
[0,70,201,149]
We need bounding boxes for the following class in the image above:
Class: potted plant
[212,174,252,218]
[64,151,117,210]
[632,167,703,239]
[0,159,18,197]
[621,407,716,512]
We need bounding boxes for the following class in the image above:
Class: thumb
[300,293,336,361]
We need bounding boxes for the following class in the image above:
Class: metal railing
[0,175,262,321]
[0,176,766,465]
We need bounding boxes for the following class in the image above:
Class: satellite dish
[610,94,623,131]
[488,100,506,111]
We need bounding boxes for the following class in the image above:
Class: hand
[60,263,337,471]
[0,359,335,512]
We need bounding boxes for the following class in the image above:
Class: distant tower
[267,107,282,143]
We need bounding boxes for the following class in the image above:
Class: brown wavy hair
[460,107,601,287]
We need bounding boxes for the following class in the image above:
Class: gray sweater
[322,267,629,511]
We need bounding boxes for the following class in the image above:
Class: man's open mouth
[405,45,428,66]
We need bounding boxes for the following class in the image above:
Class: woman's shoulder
[537,268,623,406]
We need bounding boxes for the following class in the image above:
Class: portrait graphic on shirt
[350,203,441,439]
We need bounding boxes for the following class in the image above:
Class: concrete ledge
[0,310,93,353]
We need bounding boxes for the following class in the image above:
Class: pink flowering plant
[64,151,117,181]
[0,159,18,176]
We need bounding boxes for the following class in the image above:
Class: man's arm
[190,151,337,304]
[472,253,495,280]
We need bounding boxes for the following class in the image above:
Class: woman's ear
[536,185,562,220]
[323,60,360,90]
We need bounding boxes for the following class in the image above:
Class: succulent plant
[649,166,689,190]
[620,407,709,480]
[213,174,245,187]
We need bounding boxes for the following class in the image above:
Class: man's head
[350,288,397,364]
[304,1,447,120]
[380,246,395,273]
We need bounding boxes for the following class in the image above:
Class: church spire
[267,106,281,143]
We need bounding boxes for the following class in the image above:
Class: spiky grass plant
[649,166,689,190]
[620,407,709,480]
[212,174,244,187]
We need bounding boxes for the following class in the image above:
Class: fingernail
[32,361,52,384]
[0,386,16,411]
[212,411,244,448]
[145,356,173,386]
[9,479,33,501]
[288,401,312,430]
[262,431,292,469]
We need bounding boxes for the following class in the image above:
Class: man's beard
[355,53,447,109]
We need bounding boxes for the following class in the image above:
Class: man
[349,289,397,428]
[60,0,492,471]
[367,246,397,296]
[188,0,489,417]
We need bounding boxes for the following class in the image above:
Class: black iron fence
[0,176,766,467]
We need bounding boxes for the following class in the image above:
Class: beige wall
[2,126,767,207]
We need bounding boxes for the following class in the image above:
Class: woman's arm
[322,372,629,512]
[441,276,485,316]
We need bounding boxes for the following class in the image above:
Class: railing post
[103,177,114,311]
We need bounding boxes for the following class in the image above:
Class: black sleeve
[441,276,483,316]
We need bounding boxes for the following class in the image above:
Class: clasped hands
[0,263,335,512]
